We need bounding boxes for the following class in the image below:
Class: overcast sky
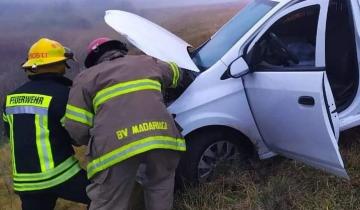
[132,0,239,8]
[4,0,240,8]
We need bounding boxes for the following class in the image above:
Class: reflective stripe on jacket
[64,55,186,179]
[3,74,81,192]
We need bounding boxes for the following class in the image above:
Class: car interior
[247,0,358,111]
[247,5,319,69]
[325,0,358,110]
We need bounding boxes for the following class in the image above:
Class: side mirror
[229,57,250,78]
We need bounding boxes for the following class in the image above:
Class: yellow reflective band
[6,94,52,108]
[60,115,65,127]
[7,115,17,174]
[13,156,78,182]
[2,113,7,122]
[65,105,94,127]
[87,136,186,178]
[168,62,180,88]
[168,62,177,87]
[13,162,81,192]
[93,79,162,112]
[35,115,54,172]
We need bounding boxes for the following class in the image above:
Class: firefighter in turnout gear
[64,37,192,210]
[2,38,90,210]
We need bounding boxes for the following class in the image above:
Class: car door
[242,0,348,178]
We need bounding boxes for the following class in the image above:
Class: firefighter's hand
[163,68,198,105]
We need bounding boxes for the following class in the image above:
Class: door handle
[298,96,315,106]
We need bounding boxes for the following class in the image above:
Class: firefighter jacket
[64,55,186,179]
[2,74,82,192]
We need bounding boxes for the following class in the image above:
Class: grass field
[174,128,360,210]
[1,128,360,210]
[2,1,360,210]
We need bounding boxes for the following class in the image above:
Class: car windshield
[191,0,279,71]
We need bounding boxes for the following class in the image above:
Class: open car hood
[105,10,200,72]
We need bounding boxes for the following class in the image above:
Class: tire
[176,127,253,185]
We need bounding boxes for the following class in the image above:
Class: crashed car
[105,0,360,183]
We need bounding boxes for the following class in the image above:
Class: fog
[112,0,240,8]
[3,0,239,8]
[0,0,243,92]
[0,0,244,137]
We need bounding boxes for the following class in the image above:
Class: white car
[105,0,360,183]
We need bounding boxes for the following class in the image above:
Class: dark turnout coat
[2,74,81,192]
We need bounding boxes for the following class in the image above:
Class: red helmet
[84,37,128,68]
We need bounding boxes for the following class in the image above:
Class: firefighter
[64,37,192,210]
[2,38,90,210]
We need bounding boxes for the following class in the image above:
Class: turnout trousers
[87,149,180,210]
[18,169,90,210]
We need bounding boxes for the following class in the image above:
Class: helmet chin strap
[28,69,37,74]
[23,67,38,75]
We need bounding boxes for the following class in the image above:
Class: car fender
[168,60,274,159]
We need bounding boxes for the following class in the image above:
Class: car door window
[248,6,320,70]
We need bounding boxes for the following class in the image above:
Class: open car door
[243,0,348,178]
[244,72,347,178]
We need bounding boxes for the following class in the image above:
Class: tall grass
[173,128,360,210]
[0,144,19,210]
[1,128,360,209]
[0,144,88,210]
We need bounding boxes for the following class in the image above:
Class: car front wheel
[177,128,253,184]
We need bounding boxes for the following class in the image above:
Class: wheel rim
[197,140,240,183]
